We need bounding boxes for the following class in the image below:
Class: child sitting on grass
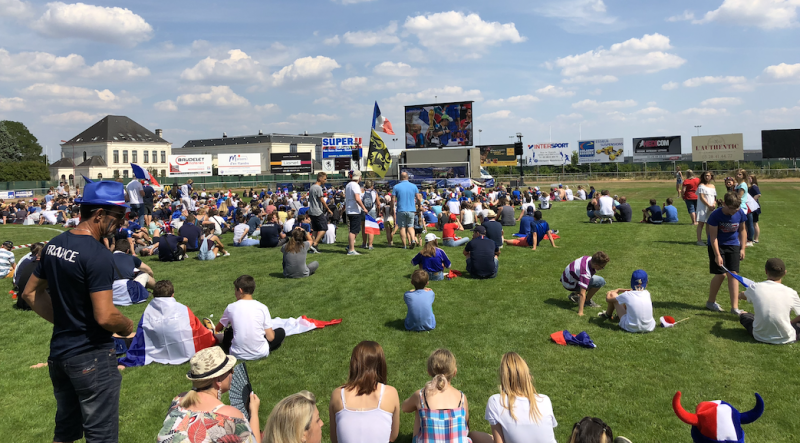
[598,270,656,333]
[215,275,285,360]
[662,198,679,223]
[641,198,663,224]
[404,269,436,331]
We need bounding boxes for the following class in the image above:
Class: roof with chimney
[63,115,169,145]
[49,157,75,168]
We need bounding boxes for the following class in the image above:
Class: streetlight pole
[694,125,701,136]
[478,129,482,145]
[392,138,397,150]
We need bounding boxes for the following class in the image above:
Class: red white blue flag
[372,101,395,135]
[130,163,160,187]
[364,213,381,235]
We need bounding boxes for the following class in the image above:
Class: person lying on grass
[598,270,656,333]
[562,251,609,316]
[504,210,558,251]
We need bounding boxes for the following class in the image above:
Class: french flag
[372,101,395,135]
[364,213,381,235]
[130,163,160,187]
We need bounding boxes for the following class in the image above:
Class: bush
[0,161,50,182]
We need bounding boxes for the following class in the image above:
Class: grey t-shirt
[309,184,324,217]
[281,241,311,278]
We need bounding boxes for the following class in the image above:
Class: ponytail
[425,374,449,393]
[180,381,214,408]
[425,348,457,393]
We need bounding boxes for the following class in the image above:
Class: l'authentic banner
[218,153,262,176]
[691,133,744,162]
[632,136,682,162]
[478,144,517,167]
[168,155,212,177]
[578,138,624,164]
[524,143,571,166]
[367,129,392,178]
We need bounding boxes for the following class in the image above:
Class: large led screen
[405,101,473,148]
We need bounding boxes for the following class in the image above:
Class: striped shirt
[561,256,594,291]
[0,248,15,278]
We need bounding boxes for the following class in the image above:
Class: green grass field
[2,182,798,442]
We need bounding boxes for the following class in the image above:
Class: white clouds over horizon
[32,2,153,47]
[536,0,617,28]
[404,11,525,58]
[693,0,800,30]
[0,48,149,82]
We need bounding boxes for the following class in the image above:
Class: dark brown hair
[568,417,613,443]
[591,251,610,266]
[234,275,256,294]
[153,280,174,297]
[723,191,741,208]
[765,258,786,280]
[412,269,429,290]
[344,341,387,396]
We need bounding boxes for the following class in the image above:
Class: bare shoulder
[217,405,244,419]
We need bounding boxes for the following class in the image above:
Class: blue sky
[1,0,799,160]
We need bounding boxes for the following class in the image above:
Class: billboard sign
[270,152,312,174]
[691,133,744,162]
[322,137,363,158]
[524,143,571,166]
[218,153,262,175]
[401,167,468,179]
[405,101,473,148]
[632,136,682,162]
[15,190,34,198]
[0,191,15,199]
[169,155,212,177]
[761,129,800,159]
[578,138,624,164]
[478,144,517,167]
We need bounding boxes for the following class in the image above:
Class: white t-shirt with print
[220,299,274,360]
[745,280,800,344]
[126,180,143,205]
[485,394,557,443]
[616,290,656,333]
[345,181,363,215]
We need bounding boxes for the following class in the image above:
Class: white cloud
[637,106,669,115]
[32,2,153,47]
[479,110,512,120]
[384,86,483,108]
[0,96,24,111]
[700,97,743,106]
[323,35,340,46]
[681,107,728,115]
[153,100,177,111]
[181,49,265,83]
[0,48,149,81]
[662,81,680,90]
[373,61,418,76]
[340,76,368,91]
[554,34,685,83]
[20,83,139,108]
[536,85,575,97]
[41,110,104,125]
[561,75,618,84]
[682,75,747,87]
[667,10,695,22]
[255,103,280,113]
[485,95,540,106]
[571,98,637,112]
[404,11,525,58]
[0,0,34,19]
[287,113,339,125]
[176,85,249,107]
[536,0,617,27]
[760,62,800,83]
[761,105,800,116]
[556,112,584,120]
[343,21,400,47]
[693,0,800,30]
[271,56,340,86]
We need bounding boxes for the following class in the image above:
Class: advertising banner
[761,129,800,159]
[401,167,468,179]
[632,136,682,162]
[524,143,571,166]
[218,153,262,175]
[322,137,363,158]
[0,191,15,199]
[691,133,744,162]
[578,138,624,164]
[405,101,473,148]
[168,155,213,177]
[478,144,517,167]
[15,190,34,198]
[270,153,312,174]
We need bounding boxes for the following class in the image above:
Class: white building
[50,115,172,184]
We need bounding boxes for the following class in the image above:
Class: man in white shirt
[126,179,145,226]
[180,179,195,212]
[576,185,587,200]
[565,185,574,201]
[344,170,368,255]
[0,240,15,279]
[597,189,615,221]
[598,270,656,333]
[538,190,551,210]
[739,258,800,344]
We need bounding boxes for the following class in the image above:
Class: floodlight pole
[516,132,523,181]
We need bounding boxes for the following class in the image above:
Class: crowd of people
[6,166,796,443]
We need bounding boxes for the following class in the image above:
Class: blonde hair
[499,352,542,423]
[262,391,317,443]
[425,349,457,393]
[180,379,218,409]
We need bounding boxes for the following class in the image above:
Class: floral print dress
[157,396,256,443]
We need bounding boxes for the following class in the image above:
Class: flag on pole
[367,129,392,178]
[722,265,755,288]
[372,101,395,135]
[364,213,381,235]
[130,163,160,187]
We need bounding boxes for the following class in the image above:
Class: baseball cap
[351,170,362,180]
[631,270,648,289]
[2,241,13,249]
[473,225,486,235]
[449,213,457,221]
[424,233,440,242]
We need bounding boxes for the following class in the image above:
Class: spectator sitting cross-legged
[404,269,436,331]
[738,258,800,344]
[641,199,663,224]
[233,215,259,247]
[178,214,203,251]
[281,228,319,278]
[259,212,286,248]
[464,225,500,279]
[442,213,469,247]
[411,233,451,282]
[197,225,229,260]
[614,196,632,223]
[662,198,679,223]
[482,210,504,249]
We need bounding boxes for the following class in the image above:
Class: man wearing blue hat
[598,269,656,333]
[22,180,135,442]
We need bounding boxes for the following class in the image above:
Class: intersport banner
[578,138,624,164]
[218,153,262,175]
[168,155,212,177]
[632,136,682,162]
[524,143,571,166]
[691,133,744,162]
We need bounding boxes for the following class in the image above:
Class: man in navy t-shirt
[178,215,203,251]
[464,225,500,279]
[142,181,155,225]
[259,213,285,248]
[22,181,134,442]
[705,191,748,315]
[641,199,663,224]
[481,210,504,249]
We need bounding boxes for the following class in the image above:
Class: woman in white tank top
[329,341,400,443]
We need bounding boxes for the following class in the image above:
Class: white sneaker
[706,301,724,312]
[223,251,230,256]
[308,245,319,254]
[347,250,361,256]
[746,241,755,247]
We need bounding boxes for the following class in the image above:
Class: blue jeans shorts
[427,270,445,281]
[684,199,697,214]
[397,211,415,228]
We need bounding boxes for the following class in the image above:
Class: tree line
[0,121,50,182]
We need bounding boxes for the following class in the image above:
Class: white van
[479,168,493,180]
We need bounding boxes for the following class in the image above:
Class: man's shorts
[311,214,327,232]
[48,347,122,442]
[397,211,415,228]
[143,203,154,215]
[684,199,697,214]
[708,244,740,275]
[347,214,361,234]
